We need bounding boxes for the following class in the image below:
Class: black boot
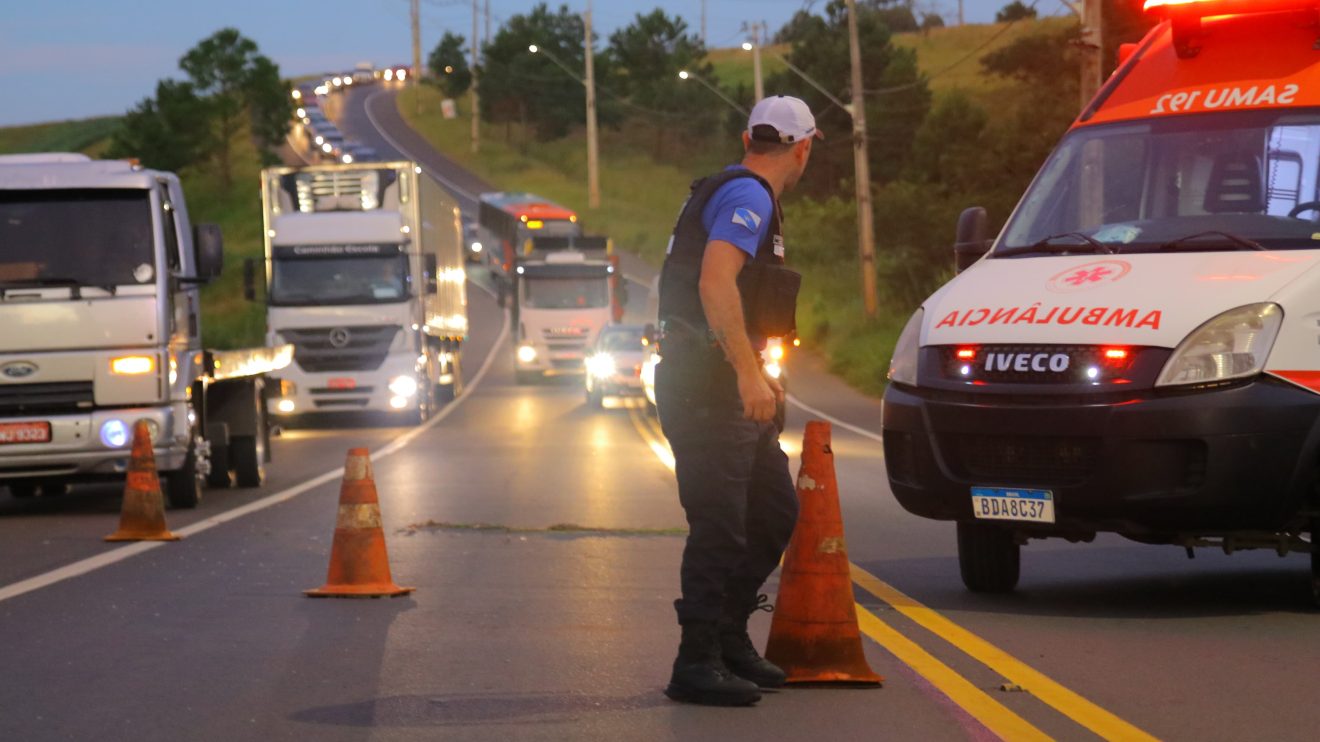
[665,621,762,706]
[719,594,787,689]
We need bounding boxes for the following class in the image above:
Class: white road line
[0,311,510,606]
[363,89,478,202]
[786,393,885,445]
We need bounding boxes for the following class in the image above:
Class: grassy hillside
[707,44,789,91]
[0,116,119,157]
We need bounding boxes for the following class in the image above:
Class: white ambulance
[883,0,1320,600]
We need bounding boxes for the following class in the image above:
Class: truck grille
[282,325,400,373]
[542,327,588,355]
[0,381,94,416]
[943,433,1099,484]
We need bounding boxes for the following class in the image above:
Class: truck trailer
[256,161,468,423]
[0,153,290,507]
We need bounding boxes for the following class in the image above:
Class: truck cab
[883,0,1320,600]
[0,154,282,507]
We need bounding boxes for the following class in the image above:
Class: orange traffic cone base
[304,584,414,599]
[106,529,180,543]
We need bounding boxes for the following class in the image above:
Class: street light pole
[752,22,764,102]
[584,3,601,208]
[411,0,422,115]
[471,0,481,153]
[845,0,878,319]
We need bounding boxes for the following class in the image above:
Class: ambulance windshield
[999,110,1320,254]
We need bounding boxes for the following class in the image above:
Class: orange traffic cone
[105,420,180,542]
[305,448,414,598]
[764,421,882,685]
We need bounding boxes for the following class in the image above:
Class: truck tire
[957,522,1020,593]
[7,482,37,499]
[165,441,203,509]
[232,434,266,488]
[205,422,233,489]
[438,353,463,403]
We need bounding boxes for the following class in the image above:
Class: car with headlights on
[584,324,648,408]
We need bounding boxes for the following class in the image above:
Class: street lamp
[677,69,747,116]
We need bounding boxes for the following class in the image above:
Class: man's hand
[737,371,785,422]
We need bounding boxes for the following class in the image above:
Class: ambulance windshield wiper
[1158,231,1266,252]
[998,232,1115,257]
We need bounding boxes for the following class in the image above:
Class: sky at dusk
[0,0,1056,127]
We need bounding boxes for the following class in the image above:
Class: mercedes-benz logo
[327,327,352,349]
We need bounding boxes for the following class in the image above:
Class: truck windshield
[0,189,155,286]
[999,110,1320,254]
[270,251,410,305]
[522,276,609,309]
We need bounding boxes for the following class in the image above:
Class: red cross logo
[1047,260,1131,293]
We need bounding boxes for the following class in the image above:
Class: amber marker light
[111,356,156,375]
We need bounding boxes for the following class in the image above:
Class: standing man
[656,95,820,706]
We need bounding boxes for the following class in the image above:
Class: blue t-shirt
[701,166,773,260]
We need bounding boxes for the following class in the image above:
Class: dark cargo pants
[655,357,799,624]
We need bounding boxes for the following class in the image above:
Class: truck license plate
[971,487,1055,524]
[327,378,357,390]
[0,421,52,445]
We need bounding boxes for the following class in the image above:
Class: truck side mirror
[243,258,260,302]
[423,254,438,294]
[953,207,991,274]
[193,223,224,282]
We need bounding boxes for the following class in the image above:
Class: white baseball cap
[747,95,823,144]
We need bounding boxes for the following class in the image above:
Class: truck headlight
[276,399,296,414]
[100,419,130,448]
[586,353,616,379]
[517,345,538,364]
[388,375,419,397]
[1156,303,1282,388]
[888,309,924,386]
[111,355,155,375]
[470,241,483,254]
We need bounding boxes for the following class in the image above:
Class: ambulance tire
[1311,518,1320,607]
[957,522,1020,593]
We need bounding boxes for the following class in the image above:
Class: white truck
[256,161,467,423]
[0,153,291,507]
[511,236,626,383]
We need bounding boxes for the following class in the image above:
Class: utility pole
[752,22,764,102]
[484,0,491,51]
[701,0,707,46]
[411,0,422,115]
[584,2,601,208]
[958,0,965,26]
[1064,0,1104,109]
[471,0,481,153]
[844,0,877,319]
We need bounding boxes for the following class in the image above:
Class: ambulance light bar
[1144,0,1319,17]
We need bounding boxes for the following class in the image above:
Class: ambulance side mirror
[953,207,991,274]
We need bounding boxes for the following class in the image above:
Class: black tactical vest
[657,169,784,345]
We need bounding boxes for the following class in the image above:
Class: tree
[920,13,945,32]
[428,32,472,99]
[607,10,716,157]
[481,3,610,141]
[996,1,1038,23]
[106,80,209,172]
[765,0,931,192]
[180,28,289,185]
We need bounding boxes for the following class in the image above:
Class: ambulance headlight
[888,308,923,386]
[1156,303,1282,388]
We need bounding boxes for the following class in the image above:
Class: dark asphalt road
[3,82,1319,741]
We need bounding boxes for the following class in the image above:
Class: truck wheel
[957,522,1020,593]
[8,482,37,499]
[232,434,266,488]
[165,441,203,509]
[438,354,463,403]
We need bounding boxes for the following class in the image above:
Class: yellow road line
[850,565,1158,742]
[629,408,1050,738]
[854,606,1052,741]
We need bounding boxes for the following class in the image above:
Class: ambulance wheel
[957,522,1020,593]
[165,440,203,510]
[1310,517,1320,607]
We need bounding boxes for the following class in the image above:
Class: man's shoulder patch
[731,206,763,233]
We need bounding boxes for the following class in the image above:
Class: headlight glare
[388,375,419,397]
[100,419,130,448]
[586,353,617,379]
[1156,303,1282,387]
[517,345,538,364]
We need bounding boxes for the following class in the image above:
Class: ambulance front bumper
[881,376,1320,537]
